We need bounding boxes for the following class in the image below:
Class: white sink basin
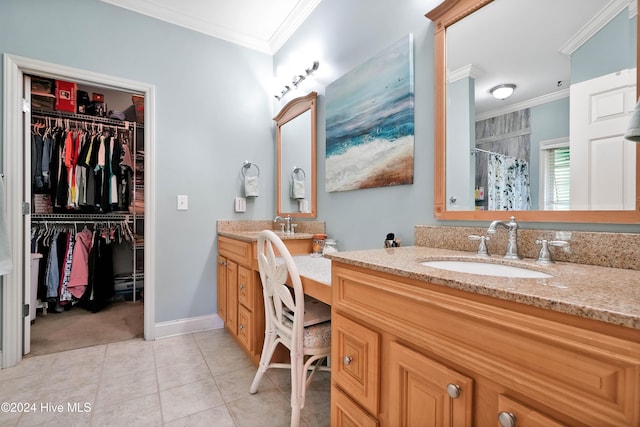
[420,260,552,279]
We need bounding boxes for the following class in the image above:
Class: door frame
[1,53,156,368]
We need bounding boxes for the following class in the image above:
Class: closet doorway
[2,54,156,368]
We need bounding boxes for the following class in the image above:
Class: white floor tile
[0,328,331,426]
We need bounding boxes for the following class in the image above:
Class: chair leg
[290,405,301,427]
[290,349,303,427]
[250,330,278,394]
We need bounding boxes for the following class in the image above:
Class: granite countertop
[218,230,315,242]
[326,246,640,330]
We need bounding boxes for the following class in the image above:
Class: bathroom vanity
[216,220,327,364]
[328,247,640,427]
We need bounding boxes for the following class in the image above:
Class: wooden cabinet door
[226,260,238,335]
[497,395,566,427]
[216,256,227,323]
[388,341,473,427]
[332,313,380,416]
[331,385,379,427]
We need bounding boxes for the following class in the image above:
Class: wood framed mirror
[426,0,640,223]
[275,91,317,218]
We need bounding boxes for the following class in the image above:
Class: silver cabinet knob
[343,356,352,366]
[239,284,245,290]
[239,324,244,330]
[446,383,461,399]
[498,411,516,427]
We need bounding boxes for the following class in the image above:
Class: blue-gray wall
[1,0,639,337]
[529,97,571,208]
[273,0,439,250]
[572,10,637,84]
[0,0,274,325]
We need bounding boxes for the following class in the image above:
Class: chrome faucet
[273,215,292,234]
[487,216,520,259]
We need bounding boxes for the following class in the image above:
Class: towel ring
[242,161,260,178]
[291,166,305,180]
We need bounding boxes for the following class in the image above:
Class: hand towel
[244,175,259,197]
[0,174,13,276]
[291,177,305,199]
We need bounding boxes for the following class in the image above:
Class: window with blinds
[542,144,570,210]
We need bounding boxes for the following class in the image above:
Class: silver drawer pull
[239,324,245,330]
[498,411,516,427]
[239,284,245,290]
[343,356,352,366]
[446,383,460,399]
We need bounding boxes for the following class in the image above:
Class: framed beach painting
[325,34,415,192]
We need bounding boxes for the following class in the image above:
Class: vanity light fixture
[490,83,516,100]
[274,61,320,100]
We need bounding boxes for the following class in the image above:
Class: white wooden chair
[249,230,331,427]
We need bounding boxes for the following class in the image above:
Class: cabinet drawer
[332,313,380,416]
[238,265,255,310]
[237,305,252,350]
[219,236,253,266]
[331,385,379,427]
[497,395,566,427]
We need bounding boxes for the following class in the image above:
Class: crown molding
[101,0,320,54]
[560,0,632,56]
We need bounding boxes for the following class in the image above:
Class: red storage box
[55,80,77,113]
[132,95,144,123]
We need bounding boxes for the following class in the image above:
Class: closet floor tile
[0,328,331,426]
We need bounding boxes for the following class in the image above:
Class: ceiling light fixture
[490,83,516,100]
[275,61,320,100]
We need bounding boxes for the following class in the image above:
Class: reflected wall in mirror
[275,91,317,218]
[427,0,640,223]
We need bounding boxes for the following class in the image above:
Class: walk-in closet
[27,74,145,356]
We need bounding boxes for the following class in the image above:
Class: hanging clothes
[67,227,94,298]
[32,114,133,214]
[487,154,532,211]
[80,230,115,313]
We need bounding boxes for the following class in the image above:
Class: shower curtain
[487,154,531,210]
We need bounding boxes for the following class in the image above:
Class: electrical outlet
[177,195,188,211]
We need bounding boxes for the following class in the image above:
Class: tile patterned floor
[0,329,331,426]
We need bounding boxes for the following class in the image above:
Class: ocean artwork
[325,34,415,192]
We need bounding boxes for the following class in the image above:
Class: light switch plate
[177,195,188,210]
[235,197,246,212]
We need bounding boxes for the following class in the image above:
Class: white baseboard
[154,314,224,340]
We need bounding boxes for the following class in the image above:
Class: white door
[22,74,32,355]
[570,68,636,210]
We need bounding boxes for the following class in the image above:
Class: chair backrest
[257,230,305,351]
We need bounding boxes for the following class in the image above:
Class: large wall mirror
[427,0,640,223]
[275,91,317,218]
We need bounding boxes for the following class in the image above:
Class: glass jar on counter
[311,234,327,257]
[322,239,338,256]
